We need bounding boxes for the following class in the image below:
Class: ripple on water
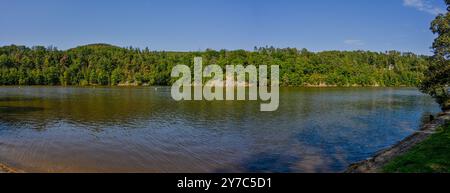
[0,87,441,172]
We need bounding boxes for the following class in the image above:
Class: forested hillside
[0,44,430,87]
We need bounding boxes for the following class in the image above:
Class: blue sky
[0,0,447,55]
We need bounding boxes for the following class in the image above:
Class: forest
[0,44,431,87]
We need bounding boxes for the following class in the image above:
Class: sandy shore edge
[0,163,18,173]
[345,110,450,173]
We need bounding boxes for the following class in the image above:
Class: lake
[0,86,440,172]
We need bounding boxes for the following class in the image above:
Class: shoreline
[0,163,17,173]
[0,85,417,88]
[345,110,450,173]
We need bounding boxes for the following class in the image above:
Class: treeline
[0,44,430,87]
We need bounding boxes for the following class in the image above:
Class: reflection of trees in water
[0,106,49,131]
[0,106,44,113]
[0,92,164,132]
[0,97,36,102]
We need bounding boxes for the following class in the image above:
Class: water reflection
[0,106,44,114]
[0,86,441,172]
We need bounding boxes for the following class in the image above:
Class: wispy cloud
[403,0,445,15]
[344,39,365,46]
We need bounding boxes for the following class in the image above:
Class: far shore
[0,84,417,88]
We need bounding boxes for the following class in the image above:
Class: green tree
[111,68,124,85]
[420,0,450,111]
[0,43,432,88]
[43,66,59,85]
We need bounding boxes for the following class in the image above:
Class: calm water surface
[0,86,440,172]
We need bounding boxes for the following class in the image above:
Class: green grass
[383,123,450,173]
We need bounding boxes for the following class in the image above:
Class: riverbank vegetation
[0,44,430,87]
[419,0,450,111]
[382,123,450,173]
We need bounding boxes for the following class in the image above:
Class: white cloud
[403,0,445,15]
[344,39,365,46]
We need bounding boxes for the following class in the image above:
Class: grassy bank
[382,123,450,173]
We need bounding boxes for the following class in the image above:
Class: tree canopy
[0,44,430,88]
[419,0,450,111]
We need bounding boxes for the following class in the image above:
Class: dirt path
[346,110,450,173]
